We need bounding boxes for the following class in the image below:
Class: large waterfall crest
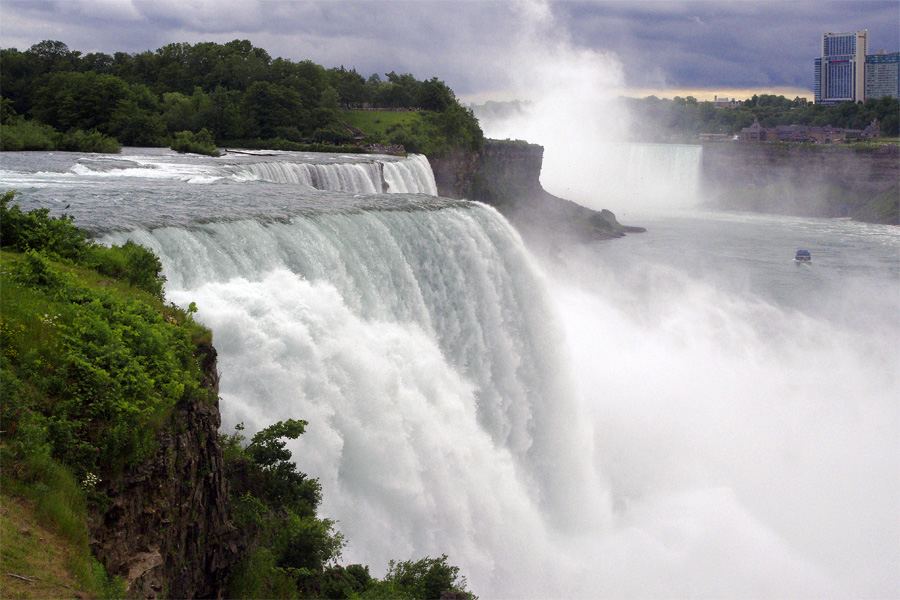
[102,203,605,593]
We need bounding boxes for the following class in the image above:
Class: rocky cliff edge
[429,140,645,242]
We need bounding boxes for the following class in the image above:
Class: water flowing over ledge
[100,203,607,595]
[0,149,441,232]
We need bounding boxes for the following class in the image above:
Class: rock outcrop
[701,143,899,224]
[430,140,645,241]
[89,344,239,599]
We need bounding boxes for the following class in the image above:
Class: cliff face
[430,140,644,242]
[89,344,239,599]
[701,144,900,224]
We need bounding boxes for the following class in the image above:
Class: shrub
[1,194,209,478]
[171,128,220,156]
[0,119,59,151]
[0,192,90,261]
[59,129,121,153]
[0,119,121,153]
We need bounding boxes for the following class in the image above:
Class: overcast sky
[1,0,897,102]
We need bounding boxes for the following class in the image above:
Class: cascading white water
[101,198,900,599]
[100,203,607,595]
[56,151,438,196]
[610,142,702,206]
[233,153,438,195]
[239,160,383,193]
[542,142,704,213]
[381,153,438,195]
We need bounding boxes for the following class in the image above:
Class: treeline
[0,39,483,156]
[626,93,900,141]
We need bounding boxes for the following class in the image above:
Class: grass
[339,109,422,139]
[1,491,90,599]
[1,459,125,599]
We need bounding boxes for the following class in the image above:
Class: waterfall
[12,145,896,598]
[100,203,606,596]
[63,151,438,196]
[595,142,702,209]
[238,160,383,193]
[540,142,704,212]
[382,153,438,195]
[233,153,437,195]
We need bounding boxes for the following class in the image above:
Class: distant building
[739,118,879,144]
[814,58,822,102]
[739,118,769,142]
[865,50,900,100]
[815,30,868,104]
[711,95,742,109]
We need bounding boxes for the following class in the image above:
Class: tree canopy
[1,39,484,156]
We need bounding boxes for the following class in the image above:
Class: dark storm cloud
[1,0,897,97]
[556,1,900,90]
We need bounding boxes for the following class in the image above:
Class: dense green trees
[1,39,484,156]
[627,93,899,141]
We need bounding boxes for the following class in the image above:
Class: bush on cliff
[1,194,211,480]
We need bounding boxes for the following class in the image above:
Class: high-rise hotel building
[865,50,900,100]
[815,30,899,104]
[815,30,868,104]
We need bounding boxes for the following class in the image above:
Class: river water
[1,148,897,598]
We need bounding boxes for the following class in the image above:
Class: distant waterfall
[539,142,704,212]
[235,153,437,195]
[600,143,703,208]
[382,154,438,194]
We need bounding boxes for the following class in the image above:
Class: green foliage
[0,457,127,599]
[58,128,122,153]
[1,118,121,152]
[368,555,477,600]
[1,193,210,480]
[87,240,165,299]
[376,104,483,156]
[221,417,476,599]
[245,419,308,466]
[171,128,221,156]
[341,109,421,139]
[32,71,131,134]
[223,420,349,598]
[0,118,58,150]
[2,39,483,156]
[0,191,90,261]
[0,191,161,295]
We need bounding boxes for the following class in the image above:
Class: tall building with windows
[865,50,900,100]
[815,30,868,104]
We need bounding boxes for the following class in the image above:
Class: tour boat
[794,249,811,264]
